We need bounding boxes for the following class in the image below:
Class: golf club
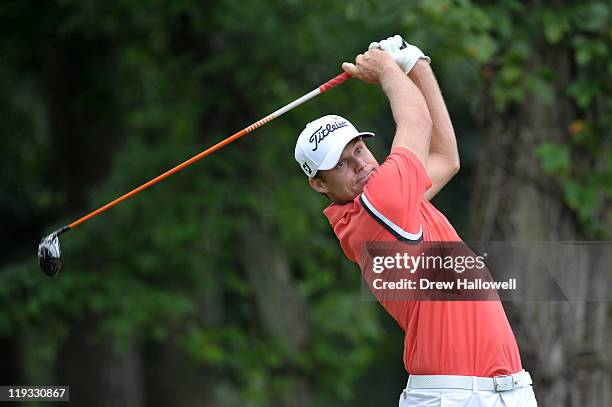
[38,72,352,278]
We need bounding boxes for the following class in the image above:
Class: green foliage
[460,0,611,236]
[537,143,571,176]
[537,3,610,236]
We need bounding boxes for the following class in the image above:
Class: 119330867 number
[2,386,68,401]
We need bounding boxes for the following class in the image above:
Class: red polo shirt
[323,147,522,376]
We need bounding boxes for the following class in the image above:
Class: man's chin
[333,189,361,204]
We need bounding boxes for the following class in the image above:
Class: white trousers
[398,386,538,407]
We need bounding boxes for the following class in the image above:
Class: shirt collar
[322,198,358,227]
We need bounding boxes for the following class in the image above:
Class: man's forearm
[408,61,459,200]
[408,61,459,167]
[380,63,432,166]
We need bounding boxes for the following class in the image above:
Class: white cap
[294,115,374,178]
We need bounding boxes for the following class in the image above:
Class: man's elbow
[441,154,460,182]
[444,157,460,183]
[450,157,460,175]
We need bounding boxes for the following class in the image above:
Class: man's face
[309,138,379,202]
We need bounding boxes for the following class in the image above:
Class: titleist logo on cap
[309,120,348,151]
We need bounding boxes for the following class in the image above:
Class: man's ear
[309,176,329,194]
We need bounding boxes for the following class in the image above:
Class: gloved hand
[368,35,430,74]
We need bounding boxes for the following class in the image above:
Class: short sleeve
[361,147,432,243]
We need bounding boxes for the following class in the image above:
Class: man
[294,36,537,406]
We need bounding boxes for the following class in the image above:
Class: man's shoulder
[364,147,430,208]
[365,147,431,192]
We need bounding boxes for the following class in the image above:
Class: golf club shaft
[66,72,351,230]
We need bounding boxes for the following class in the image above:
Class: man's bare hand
[342,49,398,84]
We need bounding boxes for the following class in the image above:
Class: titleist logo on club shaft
[309,121,348,151]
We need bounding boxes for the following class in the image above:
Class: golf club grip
[318,72,351,93]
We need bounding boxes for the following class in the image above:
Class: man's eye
[336,161,344,169]
[356,147,362,154]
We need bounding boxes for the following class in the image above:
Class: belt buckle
[493,375,514,392]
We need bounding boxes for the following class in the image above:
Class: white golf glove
[369,35,430,74]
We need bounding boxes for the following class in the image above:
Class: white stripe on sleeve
[360,193,423,241]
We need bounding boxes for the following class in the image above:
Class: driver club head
[38,227,68,278]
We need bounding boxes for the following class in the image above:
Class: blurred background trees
[0,0,609,405]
